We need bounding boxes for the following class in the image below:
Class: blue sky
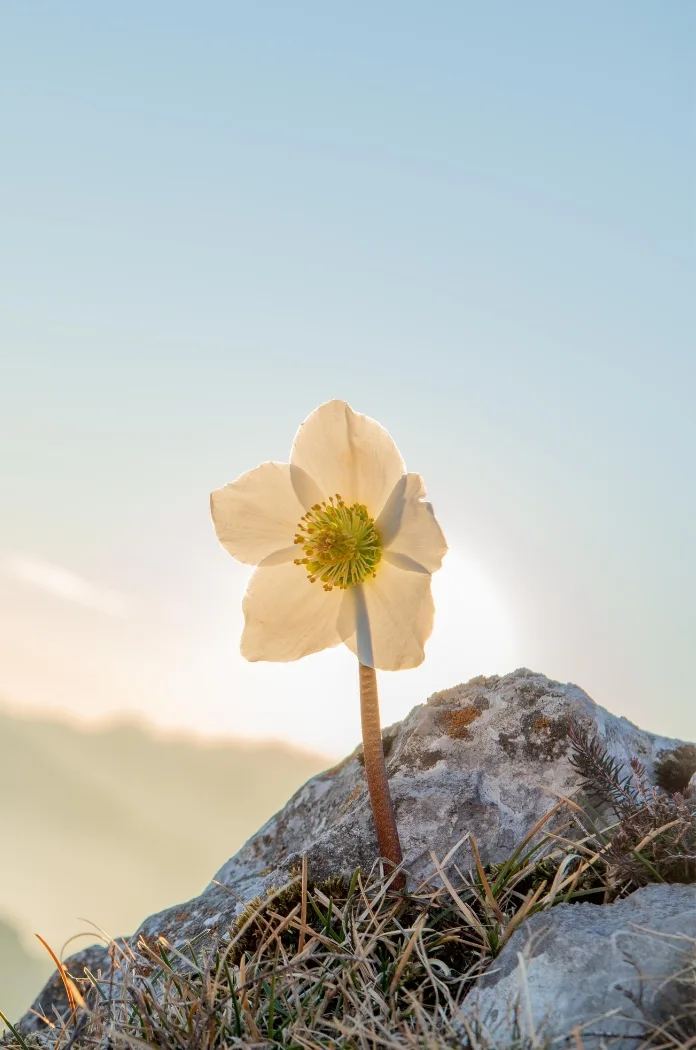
[1,3,694,754]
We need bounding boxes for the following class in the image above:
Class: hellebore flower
[211,399,447,671]
[211,399,447,886]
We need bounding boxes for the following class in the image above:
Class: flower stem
[358,662,405,890]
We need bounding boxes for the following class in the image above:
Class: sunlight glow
[0,547,520,758]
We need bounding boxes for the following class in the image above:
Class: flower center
[294,495,382,591]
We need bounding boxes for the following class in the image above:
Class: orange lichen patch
[532,716,552,733]
[442,705,481,740]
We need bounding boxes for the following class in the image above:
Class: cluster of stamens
[294,495,382,591]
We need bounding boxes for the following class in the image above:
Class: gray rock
[209,667,687,903]
[15,668,694,1036]
[459,883,696,1049]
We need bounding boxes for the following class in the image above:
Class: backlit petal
[211,462,319,566]
[241,562,343,662]
[376,473,448,574]
[290,400,405,516]
[338,562,434,671]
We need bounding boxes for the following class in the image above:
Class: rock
[459,883,696,1049]
[210,667,687,901]
[15,669,694,1036]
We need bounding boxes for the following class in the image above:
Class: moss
[655,744,696,794]
[227,873,349,965]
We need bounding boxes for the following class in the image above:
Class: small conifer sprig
[566,716,641,814]
[567,716,696,892]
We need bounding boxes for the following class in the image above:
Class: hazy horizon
[1,3,694,756]
[0,705,327,956]
[0,692,333,759]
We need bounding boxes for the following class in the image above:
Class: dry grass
[2,725,695,1050]
[0,808,642,1050]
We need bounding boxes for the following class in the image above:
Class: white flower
[211,400,447,671]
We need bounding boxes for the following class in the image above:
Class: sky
[0,2,694,757]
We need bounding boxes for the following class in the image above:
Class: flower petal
[338,562,434,671]
[241,562,343,662]
[211,461,320,566]
[290,400,406,515]
[376,473,447,574]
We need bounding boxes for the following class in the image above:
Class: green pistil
[294,495,382,591]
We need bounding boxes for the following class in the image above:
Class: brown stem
[359,662,405,891]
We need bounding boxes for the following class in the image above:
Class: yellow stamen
[295,496,382,589]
